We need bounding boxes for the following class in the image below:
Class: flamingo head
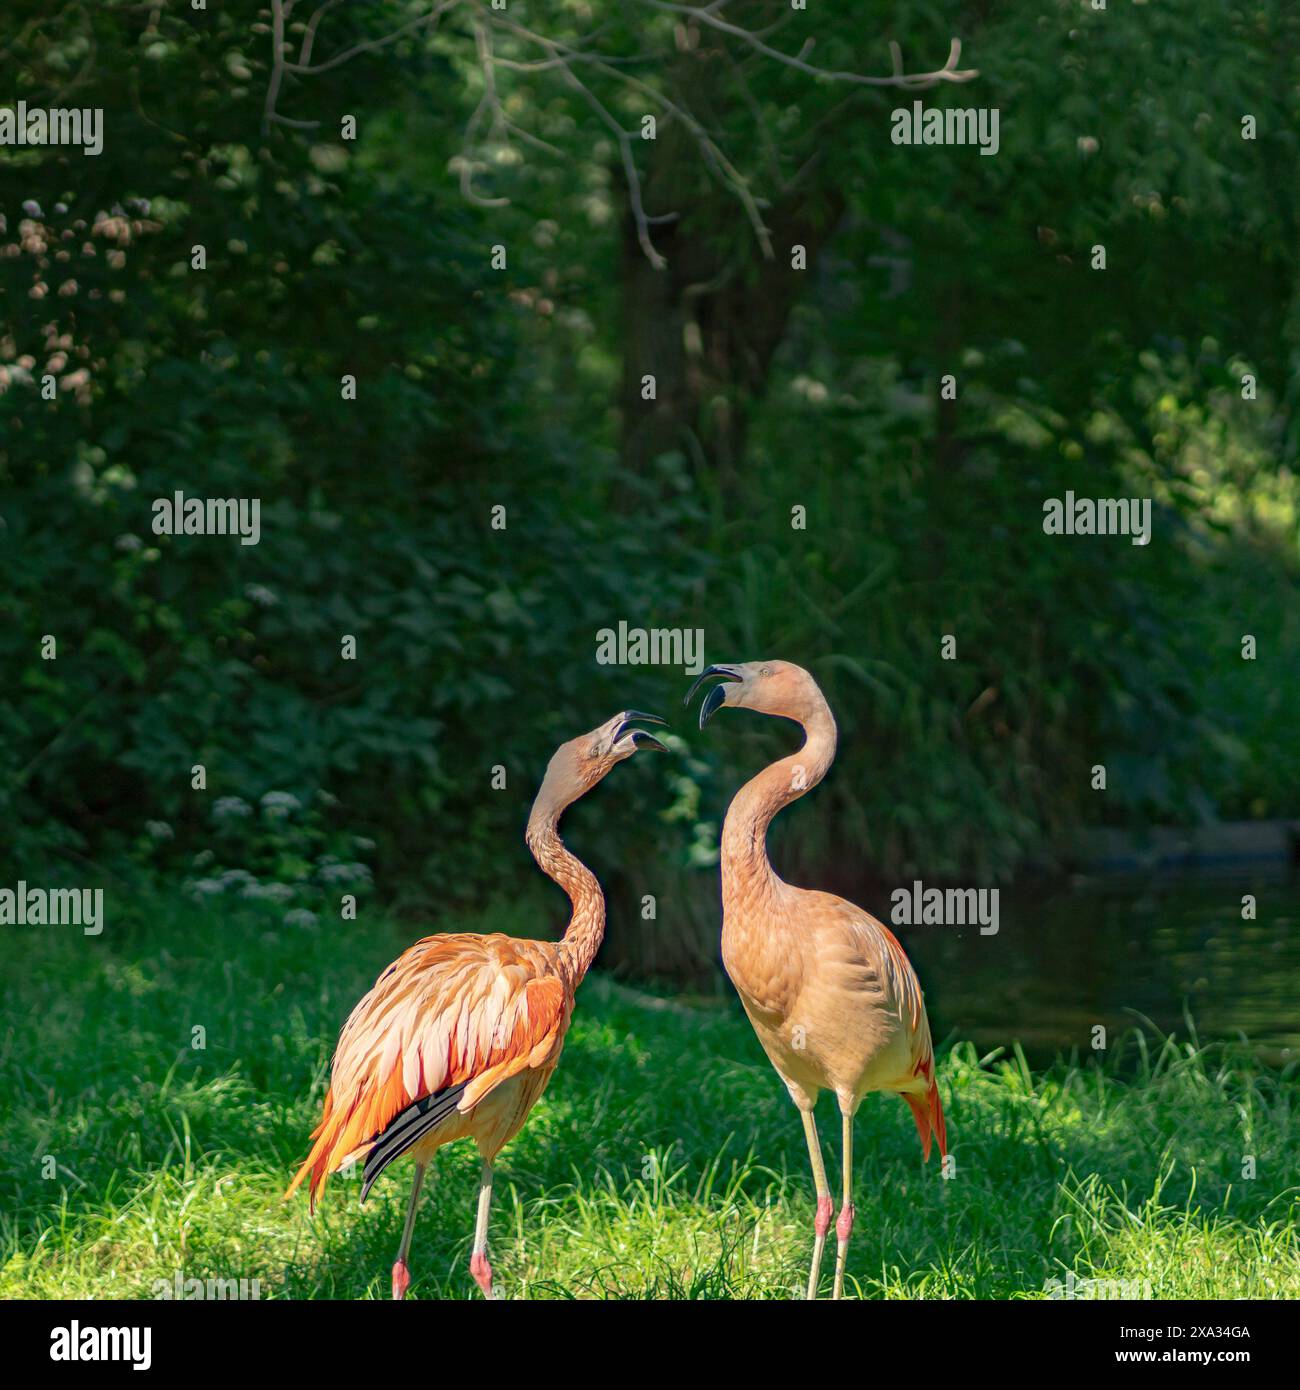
[533,710,669,815]
[685,661,824,728]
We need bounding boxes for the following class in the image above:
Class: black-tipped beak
[683,665,742,706]
[697,684,728,729]
[623,710,667,728]
[683,666,742,729]
[616,712,669,752]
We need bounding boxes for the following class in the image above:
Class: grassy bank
[1,892,1296,1299]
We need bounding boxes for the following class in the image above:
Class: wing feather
[838,903,947,1162]
[286,934,570,1209]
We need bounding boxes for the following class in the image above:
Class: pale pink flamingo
[687,661,945,1299]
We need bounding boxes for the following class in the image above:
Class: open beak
[683,666,743,730]
[615,711,669,753]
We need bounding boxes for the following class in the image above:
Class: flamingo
[686,661,946,1300]
[285,709,668,1300]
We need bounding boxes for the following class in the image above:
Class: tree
[260,1,976,481]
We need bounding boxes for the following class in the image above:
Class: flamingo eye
[760,666,773,677]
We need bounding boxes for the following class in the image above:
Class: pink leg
[470,1160,497,1299]
[801,1109,833,1299]
[470,1252,494,1297]
[816,1195,834,1237]
[391,1160,426,1301]
[832,1111,855,1299]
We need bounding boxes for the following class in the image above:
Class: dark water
[895,873,1300,1065]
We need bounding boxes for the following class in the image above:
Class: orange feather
[285,934,570,1210]
[902,1056,947,1162]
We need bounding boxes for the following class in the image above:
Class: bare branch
[495,20,667,269]
[298,0,343,68]
[284,0,457,76]
[261,0,980,265]
[645,2,977,90]
[266,0,456,132]
[264,0,290,135]
[490,15,773,260]
[455,18,510,208]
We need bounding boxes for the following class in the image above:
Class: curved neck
[720,703,838,896]
[526,807,605,984]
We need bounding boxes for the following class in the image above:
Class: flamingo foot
[391,1260,411,1301]
[470,1252,495,1299]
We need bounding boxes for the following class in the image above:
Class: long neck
[526,805,605,984]
[720,702,838,899]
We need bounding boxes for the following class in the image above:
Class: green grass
[2,890,1297,1299]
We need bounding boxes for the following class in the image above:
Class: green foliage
[1,0,1298,971]
[0,2,698,895]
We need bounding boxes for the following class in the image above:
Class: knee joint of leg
[470,1252,494,1296]
[814,1195,834,1238]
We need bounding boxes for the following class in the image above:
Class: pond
[897,871,1299,1066]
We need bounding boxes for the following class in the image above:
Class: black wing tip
[359,1081,471,1199]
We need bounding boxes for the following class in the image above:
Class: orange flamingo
[286,710,667,1300]
[687,662,945,1299]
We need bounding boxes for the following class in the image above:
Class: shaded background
[3,1,1297,1034]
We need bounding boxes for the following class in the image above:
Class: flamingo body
[286,710,666,1299]
[690,660,946,1297]
[722,887,945,1158]
[286,933,572,1210]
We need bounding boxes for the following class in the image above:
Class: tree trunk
[618,170,846,484]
